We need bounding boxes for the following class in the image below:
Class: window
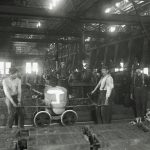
[0,62,4,74]
[26,62,38,74]
[26,63,32,74]
[6,62,11,74]
[32,62,38,73]
[0,62,11,75]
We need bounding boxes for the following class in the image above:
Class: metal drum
[44,86,68,115]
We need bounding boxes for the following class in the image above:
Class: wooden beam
[98,33,147,48]
[127,39,133,68]
[12,38,80,44]
[0,26,132,38]
[0,6,150,24]
[0,26,80,37]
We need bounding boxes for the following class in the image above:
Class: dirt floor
[0,120,150,150]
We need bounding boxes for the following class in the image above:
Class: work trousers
[5,95,24,128]
[134,87,148,118]
[95,90,112,124]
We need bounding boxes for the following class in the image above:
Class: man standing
[91,66,114,123]
[57,62,68,89]
[131,68,148,123]
[2,67,24,129]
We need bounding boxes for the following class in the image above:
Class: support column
[114,43,119,65]
[82,31,85,52]
[127,39,133,69]
[55,43,59,71]
[142,38,149,66]
[103,46,108,65]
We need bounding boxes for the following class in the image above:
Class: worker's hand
[18,102,21,107]
[12,102,17,107]
[105,98,109,105]
[91,90,95,95]
[130,94,133,100]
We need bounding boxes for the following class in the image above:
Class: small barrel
[44,86,67,115]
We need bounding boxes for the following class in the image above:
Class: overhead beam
[79,14,150,24]
[0,26,81,37]
[0,26,133,38]
[0,6,150,24]
[12,38,80,44]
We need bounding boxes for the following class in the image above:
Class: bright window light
[105,8,111,13]
[115,2,120,7]
[82,62,87,69]
[26,62,38,74]
[115,68,119,72]
[37,22,41,28]
[5,62,11,74]
[85,37,91,42]
[32,62,38,74]
[0,62,4,69]
[120,68,124,71]
[124,0,129,2]
[26,63,32,74]
[121,25,126,28]
[143,68,148,75]
[0,62,11,75]
[0,62,4,75]
[49,3,53,10]
[52,1,56,7]
[120,62,124,68]
[109,26,116,32]
[6,62,11,68]
[75,69,79,72]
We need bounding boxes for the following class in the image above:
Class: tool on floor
[14,129,29,150]
[82,126,100,150]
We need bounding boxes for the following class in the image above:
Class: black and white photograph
[0,0,150,150]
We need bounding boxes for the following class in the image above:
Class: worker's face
[10,73,18,79]
[101,69,108,76]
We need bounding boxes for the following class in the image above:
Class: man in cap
[2,67,24,129]
[131,67,148,124]
[91,66,114,123]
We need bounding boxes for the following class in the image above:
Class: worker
[91,66,114,123]
[2,67,24,129]
[131,67,149,124]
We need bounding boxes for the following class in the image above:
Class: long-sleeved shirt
[2,77,21,102]
[98,74,114,99]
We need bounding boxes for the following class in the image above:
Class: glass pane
[0,69,4,74]
[0,62,4,69]
[5,69,9,74]
[26,62,32,74]
[32,62,38,74]
[6,62,11,68]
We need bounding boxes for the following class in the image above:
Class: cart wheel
[34,111,51,127]
[61,110,78,126]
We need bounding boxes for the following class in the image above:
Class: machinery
[32,86,78,127]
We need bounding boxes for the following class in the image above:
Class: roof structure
[0,0,149,55]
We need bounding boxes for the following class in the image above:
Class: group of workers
[1,64,149,129]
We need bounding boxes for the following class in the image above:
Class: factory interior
[1,0,150,150]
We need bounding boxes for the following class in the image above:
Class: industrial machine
[32,86,78,127]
